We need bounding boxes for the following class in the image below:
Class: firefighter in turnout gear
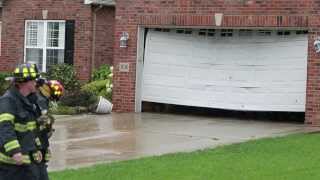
[0,63,42,180]
[28,78,64,180]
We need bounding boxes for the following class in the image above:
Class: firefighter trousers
[0,163,40,180]
[38,162,49,180]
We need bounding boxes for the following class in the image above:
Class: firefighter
[0,63,42,180]
[28,79,64,180]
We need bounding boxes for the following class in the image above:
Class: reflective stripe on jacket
[0,87,39,164]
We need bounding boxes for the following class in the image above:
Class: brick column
[305,15,320,125]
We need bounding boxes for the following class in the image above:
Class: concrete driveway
[48,112,314,171]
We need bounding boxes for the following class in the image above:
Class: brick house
[111,0,320,125]
[0,0,115,80]
[1,0,320,125]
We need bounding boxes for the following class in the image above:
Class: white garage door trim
[142,29,308,112]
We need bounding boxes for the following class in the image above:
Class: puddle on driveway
[48,113,309,171]
[49,113,139,171]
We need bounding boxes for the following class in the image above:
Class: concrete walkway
[48,113,315,171]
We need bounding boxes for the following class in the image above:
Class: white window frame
[24,20,66,72]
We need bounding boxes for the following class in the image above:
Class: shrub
[0,72,12,95]
[44,64,80,92]
[59,91,98,107]
[81,79,112,100]
[91,64,113,81]
[46,64,114,114]
[86,65,113,101]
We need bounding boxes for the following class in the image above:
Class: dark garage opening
[142,102,305,123]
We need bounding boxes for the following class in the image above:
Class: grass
[50,133,320,180]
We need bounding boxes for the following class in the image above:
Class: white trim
[25,46,64,50]
[23,22,27,63]
[135,27,146,112]
[24,20,66,72]
[43,21,48,72]
[25,20,66,23]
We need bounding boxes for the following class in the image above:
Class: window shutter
[64,20,75,65]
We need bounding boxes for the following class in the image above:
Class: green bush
[59,91,98,107]
[44,64,80,92]
[46,64,113,114]
[81,79,112,100]
[86,64,113,101]
[91,64,113,81]
[0,72,12,95]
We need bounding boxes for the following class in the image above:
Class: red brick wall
[306,14,320,125]
[113,0,320,125]
[94,6,115,68]
[0,0,93,80]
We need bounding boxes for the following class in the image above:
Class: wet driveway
[48,113,314,171]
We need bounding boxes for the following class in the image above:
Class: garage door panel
[206,103,304,112]
[202,84,305,94]
[151,54,194,67]
[144,65,188,78]
[202,81,306,92]
[189,57,220,67]
[149,32,192,43]
[189,78,306,91]
[201,63,306,70]
[144,87,305,111]
[143,86,189,103]
[208,93,304,106]
[254,70,306,81]
[192,49,218,59]
[142,30,308,112]
[143,76,185,88]
[147,43,193,56]
[143,64,170,76]
[143,86,305,112]
[187,69,305,82]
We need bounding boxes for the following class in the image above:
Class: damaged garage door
[142,29,308,112]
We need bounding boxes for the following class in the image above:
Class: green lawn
[50,133,320,180]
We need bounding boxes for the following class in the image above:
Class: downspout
[91,5,103,78]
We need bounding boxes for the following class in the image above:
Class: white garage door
[142,29,308,112]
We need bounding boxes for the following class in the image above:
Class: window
[25,20,66,72]
[258,30,272,36]
[198,29,215,37]
[296,30,308,35]
[221,29,233,37]
[277,30,290,36]
[176,29,193,34]
[154,28,170,32]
